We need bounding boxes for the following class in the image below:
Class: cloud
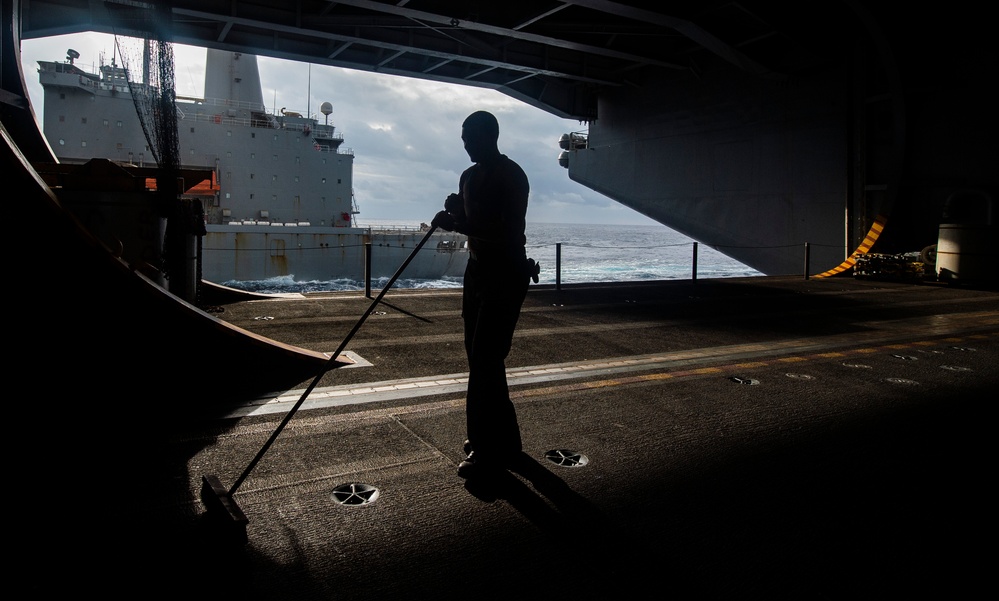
[20,32,660,226]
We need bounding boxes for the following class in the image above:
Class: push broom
[201,225,442,543]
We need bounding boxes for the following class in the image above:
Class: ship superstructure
[37,47,467,284]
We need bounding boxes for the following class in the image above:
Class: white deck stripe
[216,311,997,419]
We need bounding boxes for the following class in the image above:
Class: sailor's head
[461,111,500,163]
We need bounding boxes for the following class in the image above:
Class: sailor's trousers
[461,255,530,458]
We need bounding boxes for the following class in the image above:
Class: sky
[19,32,662,227]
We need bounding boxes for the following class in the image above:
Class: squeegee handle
[229,225,441,495]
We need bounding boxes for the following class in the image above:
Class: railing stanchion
[365,242,372,297]
[555,243,562,291]
[692,242,698,283]
[804,242,811,280]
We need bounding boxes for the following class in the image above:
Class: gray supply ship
[36,46,468,286]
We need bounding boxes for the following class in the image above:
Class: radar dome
[320,102,333,116]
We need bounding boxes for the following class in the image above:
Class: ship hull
[202,225,468,283]
[37,48,469,286]
[565,65,850,277]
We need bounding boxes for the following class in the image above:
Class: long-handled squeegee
[201,225,441,543]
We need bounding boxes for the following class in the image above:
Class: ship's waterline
[222,221,763,293]
[202,224,467,283]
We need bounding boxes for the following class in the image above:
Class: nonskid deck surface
[23,276,997,599]
[223,285,995,418]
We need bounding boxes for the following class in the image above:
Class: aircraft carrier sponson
[555,3,997,277]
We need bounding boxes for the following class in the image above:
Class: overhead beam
[325,0,687,70]
[559,0,782,77]
[167,7,628,86]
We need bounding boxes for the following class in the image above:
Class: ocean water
[222,221,762,293]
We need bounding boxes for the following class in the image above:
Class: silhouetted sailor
[432,110,538,478]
